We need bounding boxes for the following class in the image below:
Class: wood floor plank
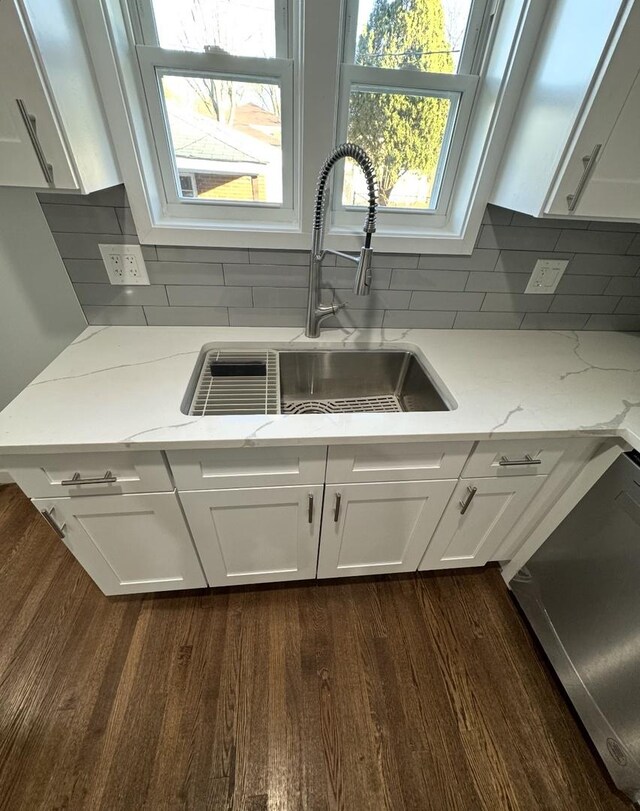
[0,486,633,811]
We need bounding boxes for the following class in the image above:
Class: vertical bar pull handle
[566,144,601,212]
[333,492,342,522]
[459,485,477,516]
[16,99,54,187]
[41,508,66,539]
[307,493,314,524]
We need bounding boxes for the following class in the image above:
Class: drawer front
[462,439,570,478]
[8,451,172,498]
[326,442,473,484]
[167,446,327,490]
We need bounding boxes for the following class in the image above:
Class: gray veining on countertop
[0,326,639,455]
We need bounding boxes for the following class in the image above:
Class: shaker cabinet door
[33,492,206,595]
[318,480,456,578]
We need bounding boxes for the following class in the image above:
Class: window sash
[333,64,478,228]
[132,0,291,58]
[136,46,296,222]
[342,0,493,74]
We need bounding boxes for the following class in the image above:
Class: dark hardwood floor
[0,483,632,810]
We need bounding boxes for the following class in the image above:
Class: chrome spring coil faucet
[306,143,378,338]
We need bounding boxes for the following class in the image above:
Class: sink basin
[279,350,450,413]
[183,346,452,415]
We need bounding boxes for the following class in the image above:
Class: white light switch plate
[525,258,569,294]
[99,243,150,285]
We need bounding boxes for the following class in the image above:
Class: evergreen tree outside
[347,0,454,208]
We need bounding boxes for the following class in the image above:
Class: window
[131,0,295,223]
[88,0,544,249]
[335,0,490,229]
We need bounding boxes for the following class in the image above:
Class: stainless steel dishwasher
[510,451,640,804]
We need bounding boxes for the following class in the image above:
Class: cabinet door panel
[327,442,472,484]
[168,446,326,490]
[419,476,546,571]
[180,485,323,587]
[318,480,456,578]
[0,0,77,189]
[33,492,206,595]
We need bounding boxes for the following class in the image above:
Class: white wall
[0,187,86,411]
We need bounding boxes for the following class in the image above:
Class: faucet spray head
[353,247,373,296]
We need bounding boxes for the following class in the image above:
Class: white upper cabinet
[0,0,119,192]
[492,0,640,221]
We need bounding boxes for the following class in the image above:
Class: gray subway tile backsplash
[83,305,147,325]
[74,283,168,307]
[38,189,640,331]
[166,285,252,307]
[144,306,230,326]
[146,261,224,286]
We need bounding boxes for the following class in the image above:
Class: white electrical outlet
[99,244,150,285]
[525,258,569,294]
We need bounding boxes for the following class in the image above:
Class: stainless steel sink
[280,350,450,414]
[183,346,452,415]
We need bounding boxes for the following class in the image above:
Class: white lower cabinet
[418,475,546,571]
[317,480,457,578]
[33,492,206,596]
[179,485,324,587]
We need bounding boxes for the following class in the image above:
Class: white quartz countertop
[0,326,639,454]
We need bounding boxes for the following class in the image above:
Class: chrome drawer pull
[333,493,342,522]
[61,470,118,486]
[16,99,54,186]
[459,485,477,515]
[566,143,601,212]
[41,508,66,539]
[499,455,542,467]
[307,493,314,524]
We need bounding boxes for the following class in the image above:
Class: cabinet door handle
[16,99,55,187]
[61,470,118,486]
[41,507,66,539]
[459,485,477,515]
[498,455,541,467]
[307,493,314,524]
[333,492,342,522]
[566,143,601,212]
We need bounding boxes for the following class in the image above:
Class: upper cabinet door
[179,485,324,587]
[33,492,206,595]
[318,480,456,579]
[0,0,119,192]
[419,475,546,571]
[0,0,77,189]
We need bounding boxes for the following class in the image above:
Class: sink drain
[281,395,403,414]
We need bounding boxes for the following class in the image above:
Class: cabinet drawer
[167,446,327,490]
[326,442,472,484]
[8,451,172,498]
[462,439,571,478]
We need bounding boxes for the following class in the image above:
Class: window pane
[161,74,283,204]
[344,88,455,210]
[149,0,277,57]
[352,0,473,73]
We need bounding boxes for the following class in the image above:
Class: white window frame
[333,0,486,230]
[77,0,550,252]
[132,1,296,225]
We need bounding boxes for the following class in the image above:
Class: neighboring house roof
[168,108,267,166]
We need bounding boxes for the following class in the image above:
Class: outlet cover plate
[99,243,150,285]
[525,258,569,294]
